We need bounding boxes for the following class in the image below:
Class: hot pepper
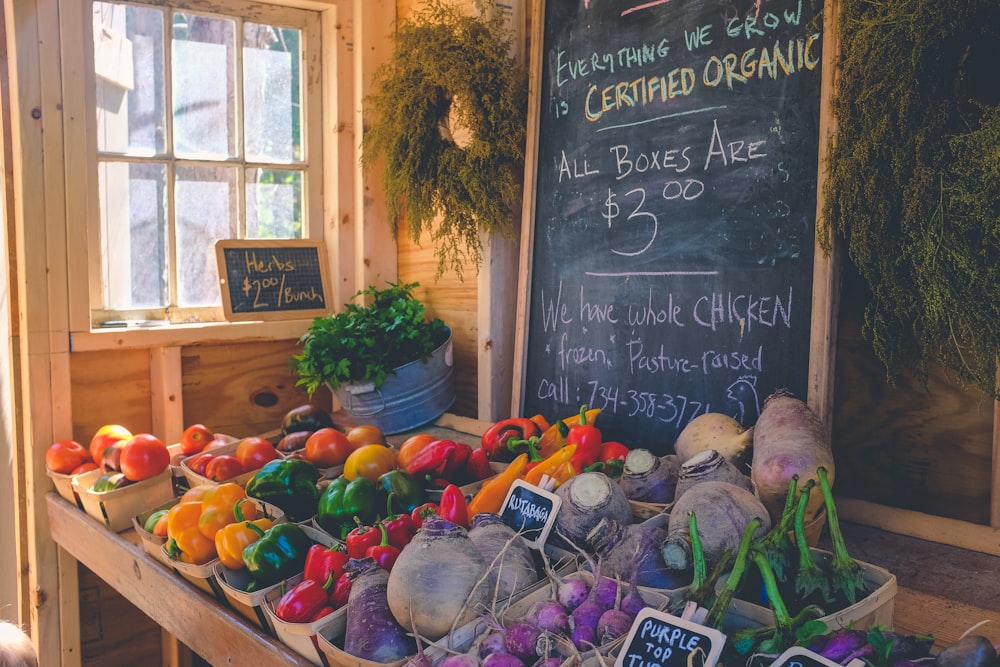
[242,522,312,590]
[465,447,494,483]
[438,484,469,528]
[198,483,255,540]
[409,502,440,529]
[481,418,540,462]
[274,573,336,623]
[566,405,603,473]
[381,494,417,548]
[330,571,352,607]
[467,453,529,516]
[244,458,319,522]
[365,522,401,571]
[165,501,217,565]
[522,444,578,488]
[345,517,383,559]
[316,475,378,540]
[302,542,349,585]
[536,407,602,459]
[214,501,274,570]
[375,468,426,514]
[548,461,578,489]
[404,439,472,483]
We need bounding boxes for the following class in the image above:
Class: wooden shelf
[46,493,314,667]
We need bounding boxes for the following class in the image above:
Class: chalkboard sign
[614,608,725,667]
[500,479,562,547]
[770,646,854,667]
[515,0,824,453]
[216,239,332,321]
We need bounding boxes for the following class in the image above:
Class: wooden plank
[71,349,153,440]
[838,497,1000,557]
[150,347,184,446]
[993,388,999,528]
[69,320,310,353]
[893,587,1000,652]
[47,494,314,667]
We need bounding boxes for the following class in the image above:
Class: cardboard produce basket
[73,467,176,532]
[263,580,345,666]
[47,468,88,509]
[179,438,282,488]
[132,498,180,567]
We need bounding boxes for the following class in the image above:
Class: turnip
[750,390,835,523]
[482,653,526,667]
[477,631,508,658]
[674,412,752,466]
[526,599,569,635]
[596,608,633,645]
[587,516,686,589]
[343,557,416,663]
[553,472,631,549]
[439,653,482,667]
[618,450,678,503]
[503,621,543,661]
[661,480,770,573]
[935,635,999,667]
[673,448,752,501]
[468,513,539,600]
[555,576,588,612]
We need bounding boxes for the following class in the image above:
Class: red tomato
[235,437,278,471]
[204,437,232,451]
[179,424,214,456]
[70,461,100,475]
[89,424,132,462]
[204,455,244,482]
[305,428,354,468]
[396,433,437,470]
[46,440,91,474]
[185,452,213,477]
[119,433,170,482]
[346,424,386,450]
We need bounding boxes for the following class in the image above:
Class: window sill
[70,319,311,352]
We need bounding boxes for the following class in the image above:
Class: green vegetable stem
[818,466,865,604]
[704,517,761,630]
[755,475,800,581]
[792,479,829,602]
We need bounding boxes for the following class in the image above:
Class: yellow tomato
[343,444,397,483]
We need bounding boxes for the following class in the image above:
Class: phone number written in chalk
[587,381,712,423]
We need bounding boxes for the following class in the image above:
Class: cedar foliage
[361,0,528,279]
[823,0,1000,398]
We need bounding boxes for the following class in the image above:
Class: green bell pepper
[316,476,377,540]
[376,469,426,514]
[244,458,319,522]
[241,522,312,591]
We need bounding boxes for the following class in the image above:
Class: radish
[750,390,835,523]
[673,412,752,466]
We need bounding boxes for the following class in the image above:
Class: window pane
[172,12,236,159]
[244,23,302,163]
[246,169,303,239]
[98,161,168,309]
[94,3,166,154]
[176,166,238,306]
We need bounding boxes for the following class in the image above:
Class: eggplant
[280,404,336,435]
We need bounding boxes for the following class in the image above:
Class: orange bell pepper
[214,501,273,570]
[523,444,577,488]
[536,408,601,458]
[467,453,529,516]
[166,501,217,565]
[198,482,257,539]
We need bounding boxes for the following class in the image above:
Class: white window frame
[67,0,361,351]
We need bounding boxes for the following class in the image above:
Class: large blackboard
[517,0,824,453]
[216,239,332,321]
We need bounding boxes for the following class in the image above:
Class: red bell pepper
[596,441,630,477]
[465,447,494,483]
[330,572,352,608]
[382,494,417,549]
[302,543,349,585]
[567,405,602,472]
[365,522,401,571]
[410,502,440,529]
[481,418,540,462]
[345,517,382,559]
[274,573,335,623]
[405,439,471,482]
[310,605,335,622]
[438,484,470,528]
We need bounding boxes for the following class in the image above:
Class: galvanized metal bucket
[333,329,455,434]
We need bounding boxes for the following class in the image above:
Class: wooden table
[46,493,315,667]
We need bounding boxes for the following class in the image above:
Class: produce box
[47,468,86,509]
[73,468,176,532]
[316,621,409,667]
[214,522,332,632]
[179,438,282,488]
[131,498,180,567]
[263,578,345,666]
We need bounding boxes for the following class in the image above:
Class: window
[92,0,321,323]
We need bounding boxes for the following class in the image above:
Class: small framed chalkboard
[499,479,562,548]
[614,608,725,667]
[215,239,332,322]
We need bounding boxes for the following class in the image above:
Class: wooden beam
[5,1,77,665]
[149,347,184,445]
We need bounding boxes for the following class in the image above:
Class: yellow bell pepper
[198,482,256,539]
[166,501,217,565]
[214,500,273,570]
[467,453,529,516]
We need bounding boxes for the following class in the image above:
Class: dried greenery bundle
[823,0,1000,398]
[362,0,528,279]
